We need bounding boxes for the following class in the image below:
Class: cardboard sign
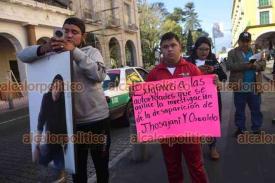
[132,75,221,142]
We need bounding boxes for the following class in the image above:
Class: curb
[0,107,29,124]
[88,147,132,183]
[0,105,28,115]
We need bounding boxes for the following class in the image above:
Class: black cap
[238,32,251,42]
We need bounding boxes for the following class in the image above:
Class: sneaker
[210,147,220,160]
[51,170,66,183]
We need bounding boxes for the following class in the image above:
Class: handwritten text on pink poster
[132,75,221,142]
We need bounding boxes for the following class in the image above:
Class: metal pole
[213,33,216,54]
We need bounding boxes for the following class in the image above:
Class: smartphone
[53,28,65,39]
[205,60,220,71]
[249,59,256,64]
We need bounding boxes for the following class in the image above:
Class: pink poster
[132,75,221,142]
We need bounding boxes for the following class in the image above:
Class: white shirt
[167,67,176,75]
[195,59,206,67]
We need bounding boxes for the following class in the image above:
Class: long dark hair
[189,37,214,62]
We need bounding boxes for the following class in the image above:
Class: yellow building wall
[243,0,275,26]
[248,25,275,40]
[232,0,275,46]
[244,0,257,26]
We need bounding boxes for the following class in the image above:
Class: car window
[135,68,148,81]
[126,69,143,85]
[102,71,120,90]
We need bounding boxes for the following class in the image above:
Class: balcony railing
[124,23,138,33]
[83,10,103,25]
[34,0,69,9]
[106,17,121,28]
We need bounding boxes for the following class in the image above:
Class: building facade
[0,0,142,84]
[232,0,275,49]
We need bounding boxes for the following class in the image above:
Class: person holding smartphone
[17,17,110,183]
[226,31,266,137]
[187,36,227,160]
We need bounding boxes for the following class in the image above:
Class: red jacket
[147,57,201,82]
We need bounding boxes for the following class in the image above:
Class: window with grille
[260,11,270,24]
[259,0,271,7]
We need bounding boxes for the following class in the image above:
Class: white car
[102,67,148,126]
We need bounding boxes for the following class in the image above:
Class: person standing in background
[187,36,227,160]
[226,31,266,137]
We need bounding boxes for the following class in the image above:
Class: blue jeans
[234,92,263,131]
[39,144,65,171]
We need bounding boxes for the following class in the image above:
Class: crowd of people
[17,17,268,183]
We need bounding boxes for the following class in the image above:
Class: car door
[134,68,148,81]
[103,70,123,110]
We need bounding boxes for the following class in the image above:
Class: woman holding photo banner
[187,36,227,160]
[18,17,110,183]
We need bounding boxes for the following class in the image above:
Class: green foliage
[137,1,209,66]
[183,2,201,33]
[165,7,185,23]
[138,0,166,66]
[186,30,193,55]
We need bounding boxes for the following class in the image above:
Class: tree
[163,7,188,52]
[151,2,169,16]
[137,0,167,67]
[183,2,201,33]
[186,30,193,55]
[137,1,209,64]
[165,7,185,23]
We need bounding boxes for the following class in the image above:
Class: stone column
[25,24,36,45]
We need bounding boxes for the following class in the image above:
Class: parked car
[102,67,148,126]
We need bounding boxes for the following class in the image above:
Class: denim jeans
[39,144,65,171]
[234,92,263,131]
